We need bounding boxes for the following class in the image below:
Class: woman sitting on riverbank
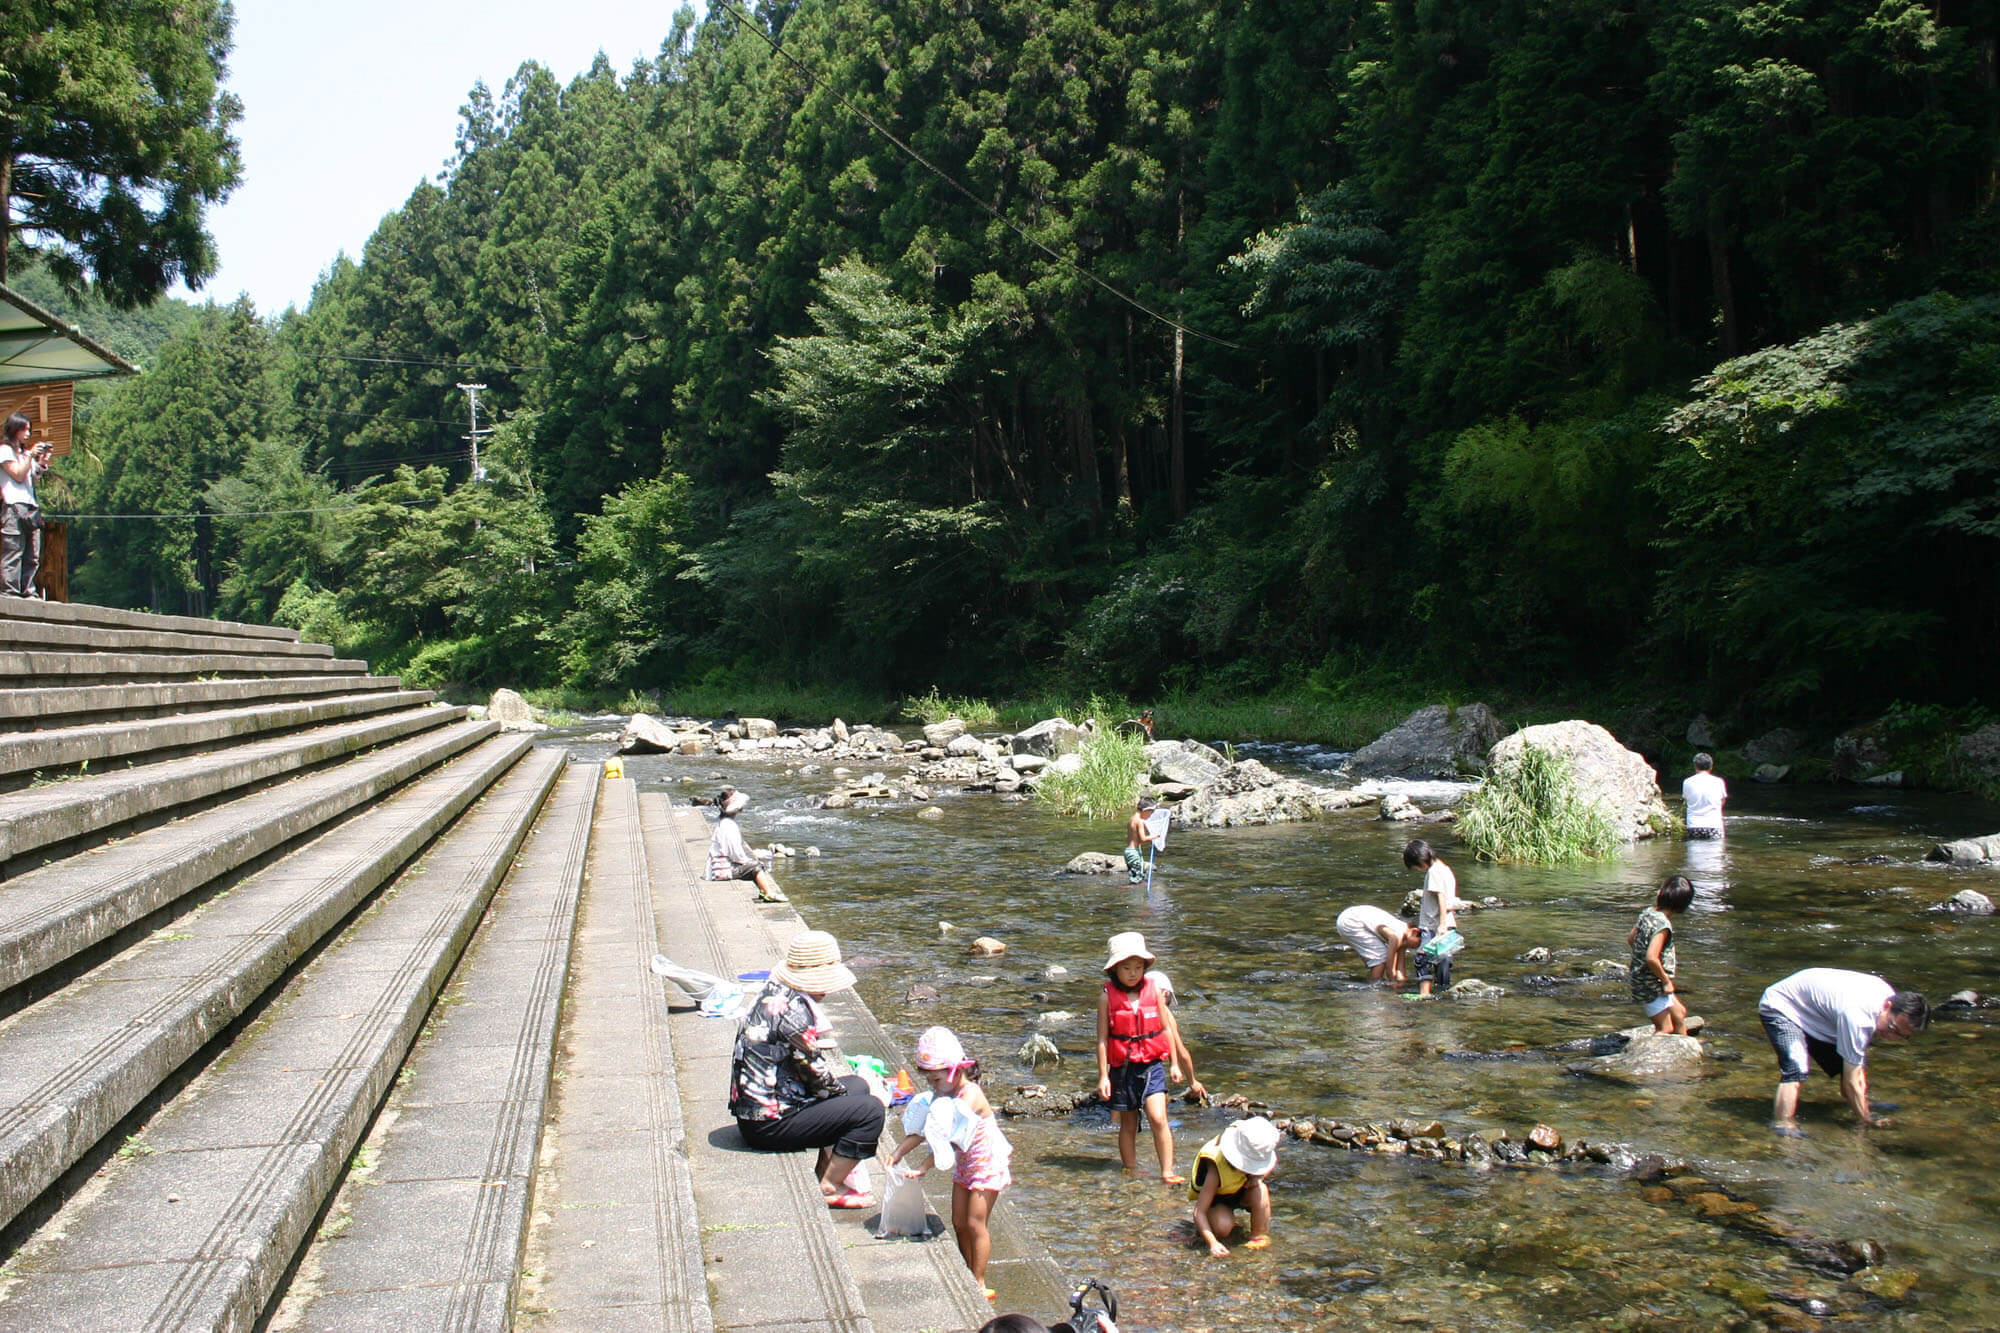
[729,930,888,1207]
[709,788,787,902]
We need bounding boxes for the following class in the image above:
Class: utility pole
[456,382,494,482]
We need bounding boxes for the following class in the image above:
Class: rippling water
[562,730,2000,1331]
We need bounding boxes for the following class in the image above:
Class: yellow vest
[1187,1136,1250,1202]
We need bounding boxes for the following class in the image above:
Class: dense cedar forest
[33,0,2000,723]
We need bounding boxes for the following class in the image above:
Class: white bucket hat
[1102,931,1156,973]
[914,1026,968,1071]
[772,930,856,995]
[1220,1116,1280,1176]
[722,790,750,816]
[1145,968,1175,1004]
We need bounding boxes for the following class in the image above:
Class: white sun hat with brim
[722,790,750,816]
[1220,1116,1281,1176]
[772,929,856,994]
[1102,931,1156,973]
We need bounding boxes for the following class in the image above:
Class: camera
[1060,1278,1117,1333]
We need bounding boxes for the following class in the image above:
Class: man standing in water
[1758,967,1927,1132]
[1682,752,1727,839]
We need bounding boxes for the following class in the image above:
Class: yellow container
[604,756,626,780]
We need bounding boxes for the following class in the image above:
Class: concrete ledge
[0,598,300,642]
[0,688,435,781]
[280,761,600,1332]
[515,779,714,1333]
[0,617,335,660]
[0,704,465,867]
[0,718,498,993]
[0,749,565,1332]
[0,649,371,681]
[0,733,538,1235]
[0,675,406,730]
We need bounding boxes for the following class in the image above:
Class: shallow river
[560,729,2000,1331]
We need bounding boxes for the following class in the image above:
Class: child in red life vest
[1096,932,1186,1183]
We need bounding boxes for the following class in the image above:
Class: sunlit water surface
[554,728,2000,1331]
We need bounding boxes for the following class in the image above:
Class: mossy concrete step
[514,778,713,1333]
[0,717,498,996]
[0,597,300,642]
[0,649,370,683]
[0,732,536,1235]
[0,674,405,731]
[0,617,335,661]
[0,748,566,1332]
[276,761,600,1331]
[0,703,463,870]
[0,688,435,784]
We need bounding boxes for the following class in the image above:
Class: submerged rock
[1441,978,1507,999]
[1017,1033,1062,1069]
[1575,1032,1706,1079]
[1486,721,1672,842]
[1344,703,1507,779]
[968,936,1007,956]
[1928,888,1995,915]
[1062,852,1124,875]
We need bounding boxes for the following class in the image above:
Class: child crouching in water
[1190,1116,1281,1257]
[890,1026,1012,1300]
[1096,932,1186,1183]
[1628,875,1695,1033]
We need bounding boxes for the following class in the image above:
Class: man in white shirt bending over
[1682,752,1727,839]
[1335,904,1422,983]
[1757,967,1927,1133]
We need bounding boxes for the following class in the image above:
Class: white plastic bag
[875,1163,930,1239]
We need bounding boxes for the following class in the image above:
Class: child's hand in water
[1207,1238,1230,1258]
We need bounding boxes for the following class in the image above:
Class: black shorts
[1108,1060,1167,1111]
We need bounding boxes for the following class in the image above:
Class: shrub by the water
[903,687,1000,728]
[1033,726,1150,820]
[1459,745,1621,865]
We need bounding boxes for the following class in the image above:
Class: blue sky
[188,1,693,314]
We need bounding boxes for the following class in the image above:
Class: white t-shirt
[0,444,39,508]
[1683,771,1727,831]
[1418,861,1457,934]
[1336,905,1405,966]
[1758,968,1893,1067]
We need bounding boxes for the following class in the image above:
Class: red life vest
[1104,977,1169,1065]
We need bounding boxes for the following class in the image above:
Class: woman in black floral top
[729,930,888,1207]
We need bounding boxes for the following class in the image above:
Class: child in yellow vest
[1189,1116,1280,1257]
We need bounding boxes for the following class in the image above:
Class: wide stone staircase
[0,598,1063,1333]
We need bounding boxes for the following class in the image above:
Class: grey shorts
[1760,1011,1844,1083]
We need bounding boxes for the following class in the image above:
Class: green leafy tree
[0,0,243,304]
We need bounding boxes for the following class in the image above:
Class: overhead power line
[713,0,1245,352]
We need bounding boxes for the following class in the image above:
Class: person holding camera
[0,413,53,598]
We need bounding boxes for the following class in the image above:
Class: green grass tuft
[1033,724,1151,820]
[901,687,1000,728]
[1458,744,1622,865]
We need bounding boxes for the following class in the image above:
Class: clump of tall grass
[1033,726,1151,820]
[1458,744,1621,865]
[902,687,1000,729]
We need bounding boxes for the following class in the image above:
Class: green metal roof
[0,283,140,385]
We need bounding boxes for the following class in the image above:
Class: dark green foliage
[49,0,2000,732]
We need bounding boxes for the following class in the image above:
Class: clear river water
[553,727,2000,1332]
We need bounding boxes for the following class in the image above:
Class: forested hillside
[46,0,2000,724]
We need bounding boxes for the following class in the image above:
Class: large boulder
[1928,835,2000,866]
[923,718,968,747]
[1145,738,1225,787]
[1742,727,1804,766]
[618,712,682,755]
[487,688,537,729]
[1175,759,1375,827]
[1343,704,1506,779]
[741,717,779,740]
[1486,720,1671,842]
[1575,1032,1706,1079]
[945,732,984,757]
[1013,717,1086,758]
[1960,724,2000,785]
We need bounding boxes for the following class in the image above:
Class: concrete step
[0,596,300,642]
[275,760,600,1332]
[514,778,712,1333]
[0,674,406,732]
[0,648,371,684]
[0,616,335,661]
[0,717,498,999]
[646,796,1067,1329]
[0,688,436,786]
[0,731,535,1236]
[0,702,464,872]
[0,747,565,1332]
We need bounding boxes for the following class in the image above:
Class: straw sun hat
[1220,1116,1281,1177]
[773,930,856,995]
